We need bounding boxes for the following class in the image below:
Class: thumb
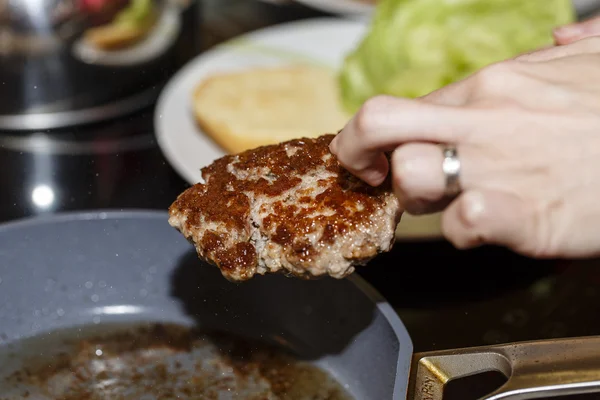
[441,189,540,256]
[554,16,600,45]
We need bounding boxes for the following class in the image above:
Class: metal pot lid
[0,0,194,131]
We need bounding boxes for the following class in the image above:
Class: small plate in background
[72,5,181,67]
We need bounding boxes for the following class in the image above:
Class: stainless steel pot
[0,210,599,399]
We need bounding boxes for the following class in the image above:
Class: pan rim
[0,208,414,398]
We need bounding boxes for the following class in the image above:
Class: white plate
[154,17,443,241]
[72,5,181,67]
[295,0,374,16]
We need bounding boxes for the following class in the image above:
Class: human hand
[330,38,600,259]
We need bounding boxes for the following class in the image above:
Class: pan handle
[407,336,600,400]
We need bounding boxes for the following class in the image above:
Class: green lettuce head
[339,0,575,113]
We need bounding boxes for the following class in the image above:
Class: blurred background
[2,1,600,397]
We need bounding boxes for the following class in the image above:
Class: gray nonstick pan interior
[0,210,413,399]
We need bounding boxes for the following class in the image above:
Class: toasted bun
[191,65,351,154]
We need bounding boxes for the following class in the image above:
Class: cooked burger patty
[168,134,402,282]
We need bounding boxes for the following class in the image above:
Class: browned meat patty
[168,134,402,282]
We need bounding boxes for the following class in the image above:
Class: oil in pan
[0,322,353,399]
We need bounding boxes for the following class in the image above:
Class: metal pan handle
[407,336,600,400]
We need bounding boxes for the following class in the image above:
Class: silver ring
[442,145,461,196]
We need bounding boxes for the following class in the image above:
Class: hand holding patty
[330,38,600,259]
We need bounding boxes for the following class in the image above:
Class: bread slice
[191,65,351,154]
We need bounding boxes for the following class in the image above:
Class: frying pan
[0,210,599,399]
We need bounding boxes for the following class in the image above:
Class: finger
[391,142,482,215]
[554,16,600,45]
[441,189,537,255]
[330,95,480,186]
[390,142,447,214]
[516,36,600,62]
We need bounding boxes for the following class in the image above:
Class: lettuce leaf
[339,0,575,113]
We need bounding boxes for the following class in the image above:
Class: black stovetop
[1,0,600,384]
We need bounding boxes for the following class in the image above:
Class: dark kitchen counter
[1,2,600,395]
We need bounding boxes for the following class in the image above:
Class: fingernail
[462,191,485,226]
[554,24,584,39]
[329,137,338,154]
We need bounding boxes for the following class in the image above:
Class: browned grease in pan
[1,323,353,400]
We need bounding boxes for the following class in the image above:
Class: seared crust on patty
[168,134,402,282]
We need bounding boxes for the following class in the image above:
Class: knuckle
[354,95,389,137]
[472,61,516,94]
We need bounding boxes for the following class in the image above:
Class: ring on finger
[442,145,462,197]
